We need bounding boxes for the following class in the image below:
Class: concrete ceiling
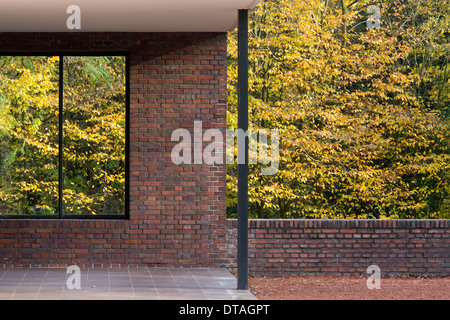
[0,0,261,32]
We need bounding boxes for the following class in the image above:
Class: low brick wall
[225,219,450,276]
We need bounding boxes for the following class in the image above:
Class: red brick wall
[226,219,450,276]
[0,32,228,267]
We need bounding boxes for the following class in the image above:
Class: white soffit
[0,0,261,32]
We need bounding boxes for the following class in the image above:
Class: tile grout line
[148,267,160,300]
[107,267,111,297]
[0,268,12,300]
[82,267,89,298]
[169,268,185,299]
[0,268,8,281]
[11,267,29,299]
[191,269,209,299]
[36,268,50,299]
[127,268,135,297]
[0,269,11,300]
[60,268,68,299]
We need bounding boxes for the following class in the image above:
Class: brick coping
[226,219,449,228]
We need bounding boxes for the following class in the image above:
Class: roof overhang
[0,0,261,32]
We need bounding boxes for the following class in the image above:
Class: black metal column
[58,56,64,219]
[237,8,249,291]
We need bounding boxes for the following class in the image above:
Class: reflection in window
[0,55,126,217]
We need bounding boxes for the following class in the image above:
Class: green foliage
[0,56,60,215]
[0,55,126,216]
[227,0,450,219]
[63,56,126,215]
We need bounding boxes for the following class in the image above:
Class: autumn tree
[0,56,59,214]
[227,0,449,219]
[63,56,126,215]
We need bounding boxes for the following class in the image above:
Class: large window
[0,54,128,218]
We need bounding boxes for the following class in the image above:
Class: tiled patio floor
[0,267,256,300]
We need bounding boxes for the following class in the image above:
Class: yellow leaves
[1,55,126,215]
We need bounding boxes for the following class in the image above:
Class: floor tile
[0,267,256,300]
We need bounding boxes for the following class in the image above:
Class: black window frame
[0,52,130,220]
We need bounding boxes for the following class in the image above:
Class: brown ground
[248,275,450,300]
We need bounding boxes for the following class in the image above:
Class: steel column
[237,8,249,291]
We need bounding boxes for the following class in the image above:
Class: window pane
[63,56,126,215]
[0,56,59,215]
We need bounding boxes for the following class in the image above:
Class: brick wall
[0,32,228,268]
[226,219,450,276]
